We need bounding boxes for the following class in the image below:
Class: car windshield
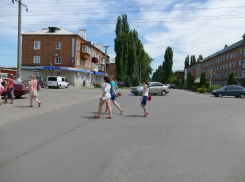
[13,80,21,84]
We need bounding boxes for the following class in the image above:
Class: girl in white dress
[94,76,112,119]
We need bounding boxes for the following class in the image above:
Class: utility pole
[103,46,110,76]
[12,0,28,81]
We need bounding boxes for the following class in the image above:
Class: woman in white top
[94,76,112,119]
[140,78,150,117]
[0,75,3,105]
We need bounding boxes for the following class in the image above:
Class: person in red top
[29,75,41,107]
[3,73,14,104]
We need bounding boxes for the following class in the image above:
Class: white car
[47,76,69,89]
[131,82,169,96]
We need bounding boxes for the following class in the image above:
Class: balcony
[99,65,105,72]
[91,63,98,72]
[81,52,90,60]
[106,60,110,67]
[92,57,98,63]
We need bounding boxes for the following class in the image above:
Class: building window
[227,54,229,59]
[77,44,80,51]
[233,62,236,67]
[239,60,242,66]
[234,52,236,57]
[55,57,62,64]
[244,49,245,57]
[223,56,226,61]
[240,49,243,56]
[77,58,80,66]
[56,42,62,49]
[82,45,91,54]
[223,65,225,69]
[85,61,87,67]
[33,56,40,63]
[81,60,85,67]
[238,70,241,76]
[230,54,233,59]
[34,41,40,50]
[89,62,91,68]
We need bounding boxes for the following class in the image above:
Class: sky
[1,0,245,74]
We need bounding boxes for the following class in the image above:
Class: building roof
[202,39,243,62]
[22,27,76,35]
[175,70,184,72]
[185,61,202,69]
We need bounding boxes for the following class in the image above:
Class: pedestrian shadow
[15,106,31,108]
[124,115,141,117]
[80,116,98,119]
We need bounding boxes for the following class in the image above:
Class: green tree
[190,55,196,65]
[197,55,203,61]
[132,76,140,86]
[163,47,173,83]
[199,72,206,87]
[122,14,130,80]
[127,29,138,81]
[187,72,195,89]
[184,55,189,68]
[124,76,131,87]
[227,72,234,85]
[114,16,124,81]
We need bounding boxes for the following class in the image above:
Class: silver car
[131,82,169,96]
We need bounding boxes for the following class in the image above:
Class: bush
[199,85,207,93]
[124,76,131,87]
[209,85,222,91]
[94,83,102,88]
[132,76,140,87]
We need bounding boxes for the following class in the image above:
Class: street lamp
[207,69,216,86]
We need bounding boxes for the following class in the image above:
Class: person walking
[83,79,86,87]
[104,75,123,114]
[94,76,112,119]
[3,73,14,104]
[140,78,150,117]
[0,75,4,105]
[29,75,41,107]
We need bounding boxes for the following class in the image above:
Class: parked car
[170,84,176,89]
[131,82,169,96]
[117,82,124,87]
[211,85,245,98]
[36,77,47,88]
[47,76,69,89]
[1,79,30,98]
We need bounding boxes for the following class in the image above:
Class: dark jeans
[5,86,14,102]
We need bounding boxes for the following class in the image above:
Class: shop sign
[44,67,60,70]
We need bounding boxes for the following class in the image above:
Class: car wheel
[134,93,137,95]
[154,94,157,95]
[240,94,245,99]
[137,92,141,96]
[59,85,61,89]
[16,95,22,99]
[161,90,166,96]
[48,86,51,89]
[218,93,223,97]
[235,96,239,98]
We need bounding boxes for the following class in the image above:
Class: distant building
[185,61,203,80]
[0,67,17,76]
[21,27,110,86]
[174,70,185,79]
[108,58,116,78]
[201,33,245,87]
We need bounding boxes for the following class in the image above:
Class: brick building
[21,27,109,86]
[201,34,245,87]
[108,58,116,77]
[0,67,17,76]
[185,61,203,80]
[174,70,185,79]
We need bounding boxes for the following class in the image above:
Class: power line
[0,53,16,63]
[1,5,245,17]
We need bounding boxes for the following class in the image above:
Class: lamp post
[207,69,216,86]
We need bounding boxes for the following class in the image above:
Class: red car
[1,79,30,99]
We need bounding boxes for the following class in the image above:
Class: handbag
[101,97,109,102]
[148,95,152,101]
[4,86,8,93]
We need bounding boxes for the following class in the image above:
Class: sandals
[147,112,149,115]
[142,115,147,117]
[120,109,123,115]
[29,105,33,107]
[94,115,100,118]
[106,116,112,119]
[38,103,41,107]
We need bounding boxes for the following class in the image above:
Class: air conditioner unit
[77,72,80,76]
[54,53,59,57]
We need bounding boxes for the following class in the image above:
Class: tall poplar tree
[197,55,203,61]
[114,16,124,81]
[185,55,189,68]
[127,29,138,81]
[163,47,173,83]
[122,14,130,80]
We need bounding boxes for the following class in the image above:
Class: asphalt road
[1,88,245,182]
